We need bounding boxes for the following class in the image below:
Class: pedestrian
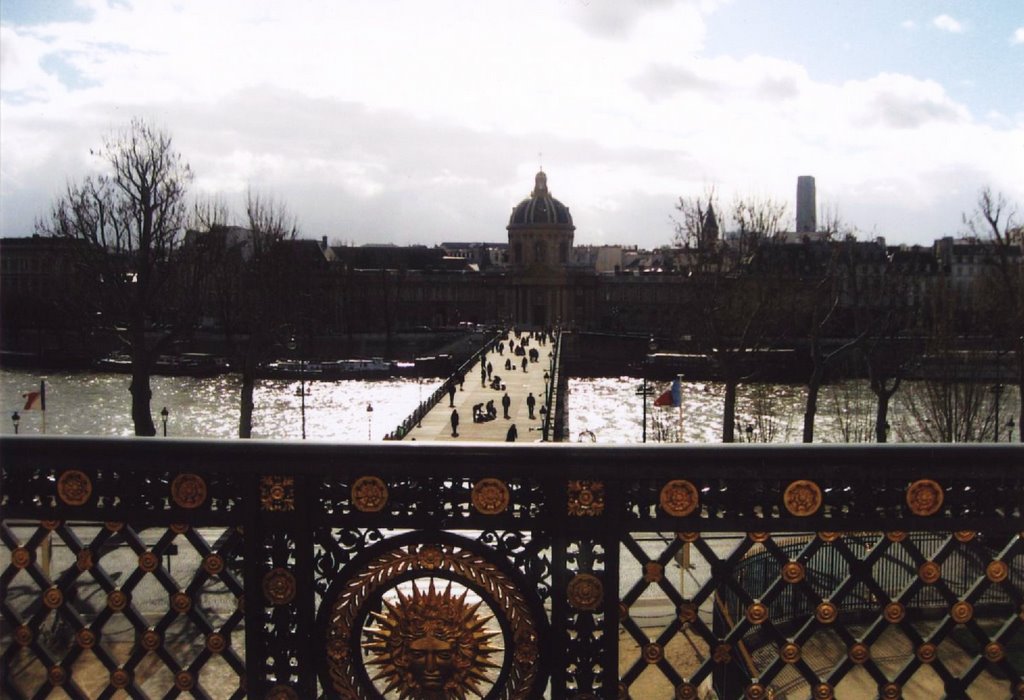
[480,363,486,386]
[526,392,536,419]
[498,342,504,355]
[502,392,511,419]
[450,408,459,437]
[448,383,456,407]
[487,362,493,379]
[506,424,518,442]
[521,356,528,372]
[505,358,512,371]
[458,373,464,391]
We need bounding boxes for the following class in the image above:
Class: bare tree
[37,119,194,436]
[965,187,1023,441]
[674,192,790,442]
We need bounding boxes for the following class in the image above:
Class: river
[0,369,1018,442]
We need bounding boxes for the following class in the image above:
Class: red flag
[653,378,682,407]
[22,391,42,410]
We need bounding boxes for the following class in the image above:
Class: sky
[1,0,1022,249]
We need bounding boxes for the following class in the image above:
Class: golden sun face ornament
[362,579,503,699]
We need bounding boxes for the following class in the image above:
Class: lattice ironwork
[1,438,1021,698]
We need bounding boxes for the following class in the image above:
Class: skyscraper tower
[796,175,816,234]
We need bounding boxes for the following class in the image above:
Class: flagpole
[677,374,684,443]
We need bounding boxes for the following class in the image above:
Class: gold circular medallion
[171,473,207,509]
[267,686,299,700]
[676,684,698,700]
[11,547,30,569]
[954,530,975,542]
[170,523,189,534]
[140,629,161,651]
[57,470,92,506]
[813,683,834,699]
[917,643,937,663]
[678,602,698,624]
[472,478,510,515]
[48,666,66,687]
[815,600,837,624]
[41,520,61,530]
[416,545,444,570]
[677,531,700,542]
[884,602,905,623]
[643,642,664,664]
[206,632,227,654]
[745,683,767,700]
[985,642,1005,663]
[104,521,124,532]
[951,601,973,624]
[780,642,801,664]
[351,476,388,513]
[203,554,225,576]
[987,560,1009,583]
[174,671,194,691]
[171,591,191,613]
[818,531,841,542]
[567,573,603,611]
[110,669,131,689]
[886,531,907,542]
[906,479,943,516]
[263,567,296,606]
[713,643,732,664]
[43,587,63,609]
[660,480,699,517]
[746,602,768,625]
[881,683,901,699]
[139,551,159,573]
[848,642,870,664]
[15,625,32,646]
[918,561,940,584]
[108,590,128,612]
[782,561,805,584]
[643,561,663,583]
[748,532,769,543]
[783,480,822,517]
[76,549,93,572]
[76,628,96,649]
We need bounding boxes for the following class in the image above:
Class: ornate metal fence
[1,438,1022,699]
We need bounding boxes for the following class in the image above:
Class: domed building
[507,170,575,269]
[505,171,580,327]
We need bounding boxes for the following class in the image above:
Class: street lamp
[367,402,374,440]
[287,335,306,440]
[11,411,20,434]
[160,406,169,437]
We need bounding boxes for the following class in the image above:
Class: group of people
[450,330,553,442]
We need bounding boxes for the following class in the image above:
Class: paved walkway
[402,330,553,443]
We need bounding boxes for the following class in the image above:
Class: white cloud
[932,14,964,34]
[900,19,916,31]
[1013,27,1024,44]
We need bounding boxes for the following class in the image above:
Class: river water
[0,368,1017,442]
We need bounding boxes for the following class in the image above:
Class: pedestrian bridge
[1,438,1022,699]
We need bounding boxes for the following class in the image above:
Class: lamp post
[635,337,657,443]
[160,406,169,437]
[11,411,20,434]
[367,402,374,440]
[287,336,306,440]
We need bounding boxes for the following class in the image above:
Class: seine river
[0,368,1017,442]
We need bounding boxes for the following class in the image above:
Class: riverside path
[402,330,554,442]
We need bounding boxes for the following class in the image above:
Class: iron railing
[1,438,1022,699]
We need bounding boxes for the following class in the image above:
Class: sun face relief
[362,578,502,699]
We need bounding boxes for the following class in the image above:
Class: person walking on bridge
[526,392,536,419]
[502,392,511,419]
[506,424,518,442]
[450,408,459,437]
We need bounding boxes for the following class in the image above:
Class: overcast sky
[2,0,1022,249]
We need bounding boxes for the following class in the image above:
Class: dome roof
[508,171,574,229]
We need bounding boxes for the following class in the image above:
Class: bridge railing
[1,438,1022,699]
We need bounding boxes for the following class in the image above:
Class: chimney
[796,176,816,233]
[321,236,328,250]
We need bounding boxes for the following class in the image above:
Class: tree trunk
[722,376,738,443]
[129,347,156,436]
[874,392,891,443]
[803,365,824,443]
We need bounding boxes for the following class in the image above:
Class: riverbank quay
[1,439,1021,698]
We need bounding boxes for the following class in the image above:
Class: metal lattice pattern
[1,520,244,699]
[617,531,1024,699]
